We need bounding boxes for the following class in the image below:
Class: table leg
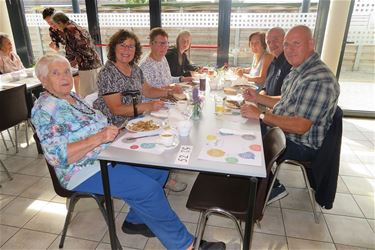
[243,177,258,250]
[100,160,120,250]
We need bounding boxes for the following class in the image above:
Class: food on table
[127,120,160,132]
[223,87,237,95]
[225,99,241,109]
[173,93,187,100]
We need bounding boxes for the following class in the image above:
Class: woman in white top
[0,33,24,74]
[236,32,273,89]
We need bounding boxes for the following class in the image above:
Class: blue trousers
[260,122,317,162]
[73,164,194,250]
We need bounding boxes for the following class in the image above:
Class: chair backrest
[254,127,286,221]
[0,84,28,132]
[33,132,74,198]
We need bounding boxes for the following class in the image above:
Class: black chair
[186,127,286,249]
[0,84,29,153]
[266,107,343,223]
[33,133,121,248]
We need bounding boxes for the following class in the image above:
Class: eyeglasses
[152,41,169,47]
[119,43,136,49]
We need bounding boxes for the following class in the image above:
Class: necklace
[46,90,96,115]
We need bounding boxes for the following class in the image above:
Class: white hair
[35,54,71,80]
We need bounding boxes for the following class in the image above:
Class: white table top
[0,70,41,90]
[98,91,266,178]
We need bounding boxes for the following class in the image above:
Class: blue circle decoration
[238,151,255,159]
[241,134,256,140]
[140,143,156,149]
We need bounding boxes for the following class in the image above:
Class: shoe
[165,178,188,192]
[267,183,288,205]
[121,221,155,238]
[199,240,226,250]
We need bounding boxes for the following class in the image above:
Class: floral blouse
[31,91,108,188]
[64,21,102,71]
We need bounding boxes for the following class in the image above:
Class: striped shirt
[273,52,340,149]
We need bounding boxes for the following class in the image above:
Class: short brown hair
[149,27,168,42]
[249,32,267,50]
[107,29,142,65]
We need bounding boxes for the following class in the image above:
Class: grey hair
[0,33,10,50]
[35,54,70,80]
[266,27,285,37]
[51,12,70,24]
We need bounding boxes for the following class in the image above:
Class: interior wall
[0,0,14,44]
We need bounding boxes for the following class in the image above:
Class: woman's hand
[98,125,120,144]
[170,85,183,94]
[181,76,193,82]
[235,68,244,77]
[145,100,164,112]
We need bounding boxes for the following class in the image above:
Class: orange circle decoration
[207,148,225,157]
[206,134,217,141]
[249,144,262,151]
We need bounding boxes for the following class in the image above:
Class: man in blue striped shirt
[241,25,340,204]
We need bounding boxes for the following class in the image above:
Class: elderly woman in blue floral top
[31,54,224,250]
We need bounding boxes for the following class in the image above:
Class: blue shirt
[32,91,109,188]
[264,52,291,96]
[273,52,340,149]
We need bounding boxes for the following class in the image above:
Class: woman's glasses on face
[119,43,136,50]
[152,41,169,47]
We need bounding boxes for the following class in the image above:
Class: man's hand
[243,87,258,102]
[240,103,261,120]
[169,85,183,94]
[147,100,165,111]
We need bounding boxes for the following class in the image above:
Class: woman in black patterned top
[42,8,66,52]
[93,29,181,126]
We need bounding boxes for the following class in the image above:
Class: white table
[98,91,266,250]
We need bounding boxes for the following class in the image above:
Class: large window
[229,1,318,67]
[338,0,375,116]
[161,1,219,66]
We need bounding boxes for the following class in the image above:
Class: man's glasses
[119,44,136,49]
[152,41,169,47]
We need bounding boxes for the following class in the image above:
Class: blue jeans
[260,122,317,162]
[73,164,194,250]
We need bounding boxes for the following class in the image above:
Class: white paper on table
[111,133,165,155]
[198,130,263,167]
[216,113,247,124]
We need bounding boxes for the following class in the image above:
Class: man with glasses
[241,25,340,204]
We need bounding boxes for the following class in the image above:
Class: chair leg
[195,208,244,249]
[0,160,12,181]
[25,121,29,147]
[93,196,122,249]
[59,195,79,248]
[14,126,19,153]
[7,129,15,147]
[300,166,319,223]
[262,164,282,215]
[1,132,9,151]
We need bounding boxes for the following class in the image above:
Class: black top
[165,46,198,77]
[263,52,292,96]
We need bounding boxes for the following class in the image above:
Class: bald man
[260,27,292,96]
[241,25,340,204]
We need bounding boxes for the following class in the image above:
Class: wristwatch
[259,111,266,120]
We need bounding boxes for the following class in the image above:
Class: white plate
[150,109,168,119]
[126,117,162,135]
[157,136,180,150]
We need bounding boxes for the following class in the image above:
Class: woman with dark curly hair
[93,29,181,126]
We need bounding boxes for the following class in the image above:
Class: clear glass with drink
[214,95,224,114]
[199,74,206,91]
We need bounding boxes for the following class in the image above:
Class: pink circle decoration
[249,144,262,151]
[130,145,139,150]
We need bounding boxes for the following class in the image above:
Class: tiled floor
[0,118,374,250]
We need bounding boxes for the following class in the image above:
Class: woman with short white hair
[0,33,24,74]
